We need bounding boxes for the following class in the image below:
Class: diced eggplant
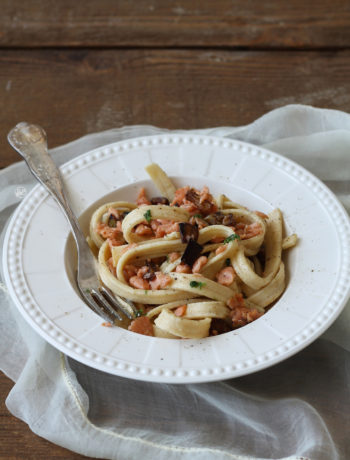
[142,259,158,281]
[204,211,235,226]
[179,222,199,243]
[181,240,203,267]
[150,196,170,205]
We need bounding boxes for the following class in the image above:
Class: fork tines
[86,286,138,324]
[90,288,123,322]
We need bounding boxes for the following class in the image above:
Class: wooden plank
[1,0,350,48]
[1,49,350,168]
[0,373,93,459]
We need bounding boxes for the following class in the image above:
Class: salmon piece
[156,222,179,238]
[134,224,154,236]
[230,305,263,328]
[226,293,245,310]
[246,309,263,322]
[150,219,164,235]
[96,223,122,239]
[129,276,150,290]
[128,316,154,336]
[174,305,187,317]
[159,272,172,288]
[171,186,190,206]
[215,246,226,255]
[244,222,263,239]
[172,185,217,215]
[123,264,138,281]
[107,257,116,276]
[175,263,192,274]
[150,220,157,230]
[137,266,149,278]
[179,200,199,214]
[254,211,268,219]
[192,256,208,273]
[235,222,263,240]
[168,252,181,262]
[216,267,236,286]
[136,187,151,206]
[199,186,210,204]
[149,272,172,290]
[148,277,161,290]
[151,219,179,238]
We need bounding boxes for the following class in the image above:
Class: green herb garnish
[143,209,152,223]
[225,258,231,266]
[193,214,203,218]
[190,280,206,289]
[223,233,240,244]
[108,214,118,228]
[136,309,144,317]
[144,290,148,294]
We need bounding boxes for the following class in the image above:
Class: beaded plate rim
[3,133,350,383]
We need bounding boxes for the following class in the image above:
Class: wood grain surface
[1,0,350,48]
[1,1,350,458]
[0,373,92,459]
[1,48,350,168]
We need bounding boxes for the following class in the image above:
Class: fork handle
[7,122,87,247]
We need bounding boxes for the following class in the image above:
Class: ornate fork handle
[8,122,135,323]
[7,122,87,251]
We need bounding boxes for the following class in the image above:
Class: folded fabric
[0,104,349,460]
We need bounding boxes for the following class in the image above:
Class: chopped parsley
[108,214,118,228]
[193,214,203,218]
[143,209,152,223]
[190,280,206,289]
[223,233,240,244]
[225,258,231,266]
[136,309,144,317]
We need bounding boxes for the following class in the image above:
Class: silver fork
[8,122,137,324]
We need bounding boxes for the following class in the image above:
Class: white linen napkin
[0,105,349,460]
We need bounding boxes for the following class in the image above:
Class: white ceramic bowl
[3,134,350,383]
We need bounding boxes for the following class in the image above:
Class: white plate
[3,134,350,383]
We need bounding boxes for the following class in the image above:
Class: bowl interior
[64,175,296,332]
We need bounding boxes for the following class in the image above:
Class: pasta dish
[88,163,297,339]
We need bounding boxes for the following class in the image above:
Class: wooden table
[1,1,350,458]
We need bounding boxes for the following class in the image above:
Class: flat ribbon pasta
[122,205,189,243]
[90,201,136,248]
[89,163,297,339]
[154,309,211,339]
